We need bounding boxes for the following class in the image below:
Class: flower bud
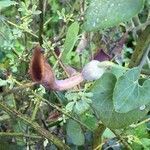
[82,60,105,81]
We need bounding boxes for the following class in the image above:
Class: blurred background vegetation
[0,0,150,149]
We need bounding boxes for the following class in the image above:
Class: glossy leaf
[91,73,149,129]
[113,67,150,113]
[61,22,79,62]
[67,119,85,145]
[84,0,144,31]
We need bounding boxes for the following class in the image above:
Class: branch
[0,132,42,139]
[130,117,150,128]
[92,123,106,150]
[139,44,150,68]
[129,25,150,68]
[6,20,38,38]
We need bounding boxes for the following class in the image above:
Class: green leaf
[74,100,90,114]
[91,73,149,129]
[103,128,115,139]
[80,113,98,131]
[113,67,150,113]
[65,101,75,112]
[140,138,150,149]
[61,22,79,62]
[67,119,85,145]
[0,78,7,86]
[108,66,127,79]
[0,0,17,10]
[84,0,144,31]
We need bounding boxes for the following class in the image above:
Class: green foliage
[18,2,41,15]
[67,119,85,145]
[91,73,149,129]
[84,0,144,31]
[61,22,79,62]
[0,0,17,10]
[82,114,98,131]
[0,0,150,149]
[65,91,92,114]
[113,67,150,113]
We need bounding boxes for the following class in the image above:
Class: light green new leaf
[84,0,144,31]
[67,119,85,145]
[65,101,75,112]
[0,0,17,10]
[74,100,90,114]
[113,67,150,113]
[0,79,7,86]
[91,73,149,129]
[61,22,79,62]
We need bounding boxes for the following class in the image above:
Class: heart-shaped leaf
[84,0,144,31]
[91,73,149,129]
[113,67,150,113]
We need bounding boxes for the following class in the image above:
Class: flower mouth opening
[32,62,42,81]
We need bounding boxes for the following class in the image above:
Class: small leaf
[84,0,144,31]
[113,67,150,113]
[67,119,85,145]
[0,78,7,86]
[91,73,149,129]
[65,101,75,112]
[61,22,79,62]
[32,10,41,15]
[0,0,17,10]
[74,100,90,114]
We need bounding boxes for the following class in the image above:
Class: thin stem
[139,44,150,69]
[31,97,42,121]
[6,20,38,38]
[132,16,141,27]
[44,39,70,77]
[129,25,150,68]
[130,118,150,128]
[39,0,44,44]
[92,123,106,150]
[0,132,42,139]
[146,56,150,68]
